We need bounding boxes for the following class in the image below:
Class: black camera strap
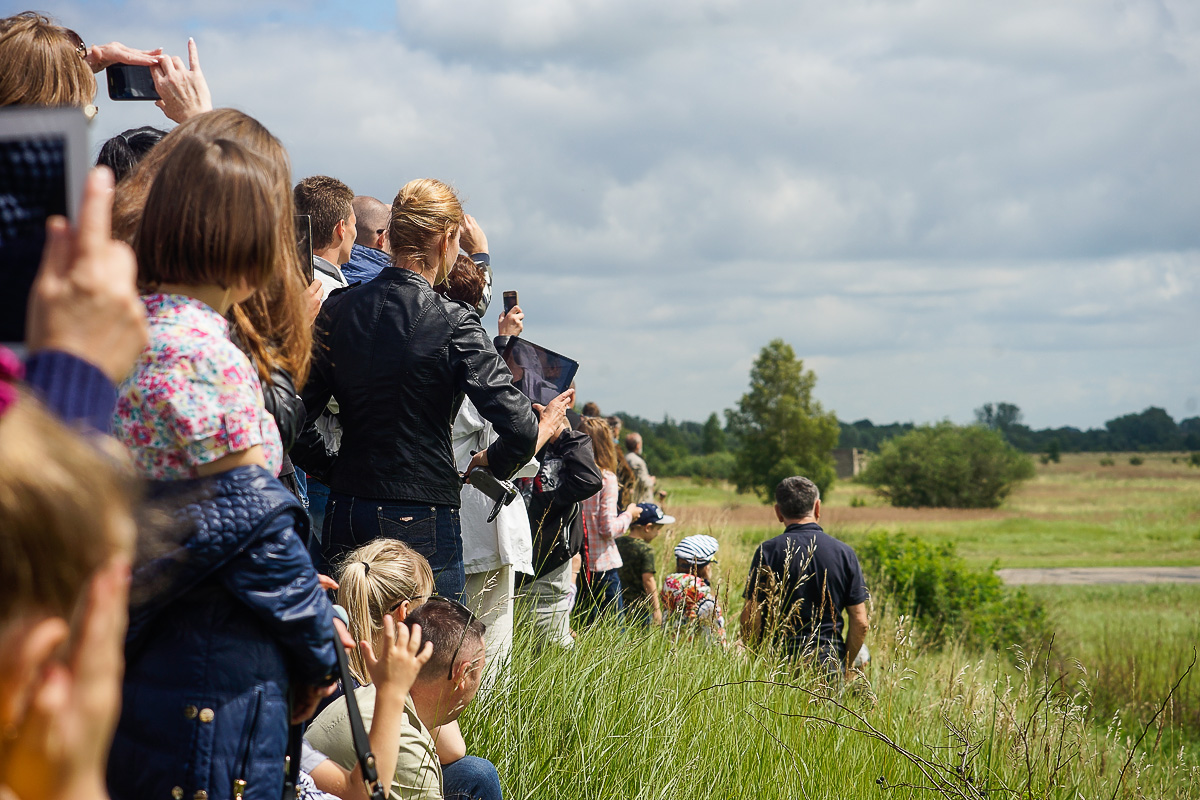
[333,629,387,800]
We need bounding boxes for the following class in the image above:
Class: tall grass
[462,600,1200,799]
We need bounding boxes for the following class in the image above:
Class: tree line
[617,379,1200,481]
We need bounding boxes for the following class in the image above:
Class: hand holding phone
[502,290,518,314]
[106,65,160,101]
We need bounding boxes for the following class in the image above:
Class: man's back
[744,523,867,662]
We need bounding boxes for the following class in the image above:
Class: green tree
[701,412,726,454]
[725,339,839,499]
[860,422,1035,508]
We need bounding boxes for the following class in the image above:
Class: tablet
[0,107,89,344]
[500,337,579,406]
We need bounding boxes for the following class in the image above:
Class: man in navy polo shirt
[740,476,870,681]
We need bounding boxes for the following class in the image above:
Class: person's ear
[0,616,71,733]
[394,600,411,622]
[375,230,388,252]
[813,499,821,521]
[774,504,785,523]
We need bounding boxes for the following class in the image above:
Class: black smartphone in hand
[503,291,518,314]
[107,65,160,101]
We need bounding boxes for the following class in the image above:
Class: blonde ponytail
[335,539,436,684]
[387,178,463,282]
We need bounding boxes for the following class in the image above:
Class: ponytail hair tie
[360,561,371,575]
[0,347,24,419]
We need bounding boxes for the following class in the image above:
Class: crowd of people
[0,12,872,800]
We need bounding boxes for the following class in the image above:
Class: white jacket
[452,399,538,575]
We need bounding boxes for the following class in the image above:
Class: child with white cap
[660,534,726,645]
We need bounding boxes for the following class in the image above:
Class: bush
[859,422,1035,508]
[858,532,1050,652]
[1100,457,1115,466]
[1129,456,1144,466]
[1189,452,1200,468]
[662,451,736,481]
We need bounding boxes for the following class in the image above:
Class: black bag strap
[332,606,387,800]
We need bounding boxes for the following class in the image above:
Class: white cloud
[60,0,1200,429]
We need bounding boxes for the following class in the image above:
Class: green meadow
[462,454,1200,798]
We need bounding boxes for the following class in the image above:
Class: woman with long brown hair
[576,416,642,624]
[107,133,337,800]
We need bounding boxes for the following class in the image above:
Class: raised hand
[26,167,147,383]
[361,615,433,700]
[151,38,213,124]
[83,42,161,72]
[457,214,489,256]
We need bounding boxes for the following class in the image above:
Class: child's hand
[361,615,433,699]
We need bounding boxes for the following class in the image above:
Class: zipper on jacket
[234,687,264,796]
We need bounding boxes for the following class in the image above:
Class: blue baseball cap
[632,503,676,527]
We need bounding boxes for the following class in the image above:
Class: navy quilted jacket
[108,467,337,800]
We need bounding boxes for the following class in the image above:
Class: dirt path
[997,567,1200,585]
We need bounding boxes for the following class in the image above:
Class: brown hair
[294,175,353,251]
[137,136,280,296]
[388,179,463,279]
[582,416,619,474]
[0,390,135,627]
[115,110,312,386]
[0,12,95,108]
[433,254,487,308]
[581,402,601,417]
[335,539,436,685]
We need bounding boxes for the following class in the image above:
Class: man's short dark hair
[294,175,353,250]
[775,476,819,519]
[405,598,486,683]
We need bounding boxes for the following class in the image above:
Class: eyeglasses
[424,596,478,682]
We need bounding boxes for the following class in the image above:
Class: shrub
[662,451,736,481]
[1129,456,1144,466]
[858,532,1050,652]
[859,422,1035,508]
[1100,457,1115,466]
[1189,452,1200,468]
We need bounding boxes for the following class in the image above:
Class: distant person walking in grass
[740,476,870,683]
[623,432,658,504]
[661,535,726,645]
[616,503,675,626]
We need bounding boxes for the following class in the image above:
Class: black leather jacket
[298,267,538,506]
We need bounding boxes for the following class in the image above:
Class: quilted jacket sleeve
[217,511,338,686]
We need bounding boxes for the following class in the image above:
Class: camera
[464,466,519,522]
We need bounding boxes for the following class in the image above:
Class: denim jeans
[442,755,502,800]
[321,492,465,601]
[574,567,624,626]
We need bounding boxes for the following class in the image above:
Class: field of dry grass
[660,451,1200,570]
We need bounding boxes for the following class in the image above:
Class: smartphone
[502,291,518,314]
[295,215,314,284]
[0,107,88,345]
[106,65,160,101]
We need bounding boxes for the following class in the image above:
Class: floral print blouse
[661,573,727,645]
[114,294,282,480]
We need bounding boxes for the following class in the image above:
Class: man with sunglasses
[307,597,502,800]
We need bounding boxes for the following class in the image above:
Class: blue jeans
[322,492,465,601]
[442,755,502,800]
[575,568,624,625]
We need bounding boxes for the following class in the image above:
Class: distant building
[832,448,866,479]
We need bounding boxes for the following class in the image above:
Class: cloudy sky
[53,0,1199,429]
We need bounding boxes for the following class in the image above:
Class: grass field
[463,457,1200,797]
[660,451,1200,570]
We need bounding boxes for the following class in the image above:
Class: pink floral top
[113,294,283,481]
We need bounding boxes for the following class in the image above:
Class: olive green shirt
[305,685,441,800]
